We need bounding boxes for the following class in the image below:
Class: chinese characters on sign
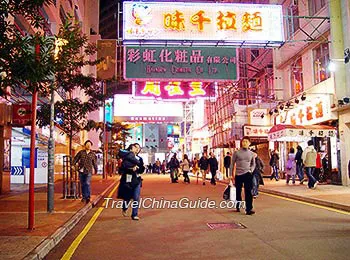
[276,96,338,126]
[134,81,215,100]
[268,128,336,141]
[243,125,271,137]
[125,46,237,81]
[123,2,284,45]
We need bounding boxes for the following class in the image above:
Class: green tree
[37,20,104,156]
[0,0,55,96]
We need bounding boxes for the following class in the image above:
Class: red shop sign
[12,103,32,126]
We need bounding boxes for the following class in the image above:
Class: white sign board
[123,1,284,45]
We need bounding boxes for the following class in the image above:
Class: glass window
[288,5,300,35]
[290,57,304,96]
[309,0,326,16]
[313,43,330,84]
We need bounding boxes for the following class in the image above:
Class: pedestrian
[252,149,264,199]
[286,147,296,184]
[155,158,161,174]
[168,153,180,183]
[146,163,152,173]
[198,152,209,185]
[314,150,322,181]
[181,154,191,183]
[231,136,256,215]
[117,143,144,220]
[192,157,199,182]
[161,160,167,175]
[72,140,98,204]
[208,152,218,185]
[295,145,305,183]
[224,152,231,178]
[269,149,280,181]
[302,140,318,189]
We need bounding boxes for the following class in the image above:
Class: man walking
[302,140,318,189]
[231,136,256,215]
[73,140,98,204]
[208,152,218,185]
[224,152,231,178]
[198,152,209,185]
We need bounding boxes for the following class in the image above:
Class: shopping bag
[229,180,236,201]
[216,170,223,180]
[223,185,230,200]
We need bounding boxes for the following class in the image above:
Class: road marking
[216,181,350,216]
[61,184,118,260]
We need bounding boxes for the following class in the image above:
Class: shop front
[268,124,337,183]
[243,124,273,177]
[271,92,339,182]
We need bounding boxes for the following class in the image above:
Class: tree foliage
[0,0,55,95]
[36,20,104,155]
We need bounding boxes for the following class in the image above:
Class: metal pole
[28,88,37,230]
[103,81,107,179]
[47,82,55,213]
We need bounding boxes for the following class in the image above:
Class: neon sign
[125,46,238,81]
[133,81,216,100]
[123,2,284,46]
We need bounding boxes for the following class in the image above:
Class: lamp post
[47,38,68,213]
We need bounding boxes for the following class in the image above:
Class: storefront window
[291,57,303,96]
[308,0,326,16]
[313,43,330,84]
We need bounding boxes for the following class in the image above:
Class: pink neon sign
[134,81,216,100]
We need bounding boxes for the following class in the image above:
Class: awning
[268,124,336,141]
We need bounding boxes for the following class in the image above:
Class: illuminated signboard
[123,1,284,46]
[275,95,338,126]
[125,46,237,81]
[114,94,183,123]
[133,81,216,100]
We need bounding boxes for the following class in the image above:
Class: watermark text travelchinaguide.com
[104,197,245,209]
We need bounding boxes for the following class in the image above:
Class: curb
[23,179,118,260]
[259,187,350,212]
[215,179,350,212]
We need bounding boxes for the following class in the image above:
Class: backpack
[305,149,317,167]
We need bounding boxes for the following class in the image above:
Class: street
[46,175,350,260]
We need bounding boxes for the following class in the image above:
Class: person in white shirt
[302,140,318,189]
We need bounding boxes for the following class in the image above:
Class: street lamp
[47,38,68,213]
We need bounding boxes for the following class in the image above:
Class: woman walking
[286,147,296,184]
[295,146,305,183]
[181,154,191,183]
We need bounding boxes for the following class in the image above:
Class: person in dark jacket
[72,140,98,204]
[208,152,218,185]
[168,153,180,183]
[117,143,144,220]
[198,152,209,185]
[295,145,305,183]
[269,150,280,181]
[252,149,264,198]
[224,152,231,178]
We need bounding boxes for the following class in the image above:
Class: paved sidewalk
[0,175,118,260]
[218,176,350,212]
